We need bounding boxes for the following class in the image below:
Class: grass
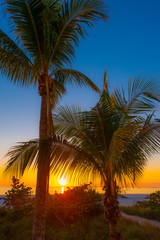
[120,218,160,240]
[121,206,160,222]
[0,207,160,240]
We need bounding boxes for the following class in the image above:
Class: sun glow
[58,176,68,186]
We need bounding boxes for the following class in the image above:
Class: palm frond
[115,120,160,186]
[0,29,38,85]
[53,68,101,93]
[4,134,77,179]
[49,0,109,68]
[4,139,39,178]
[54,105,98,148]
[126,73,160,115]
[53,72,160,188]
[5,0,45,65]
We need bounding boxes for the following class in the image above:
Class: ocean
[0,186,160,195]
[0,186,160,206]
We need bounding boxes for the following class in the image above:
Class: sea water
[0,186,160,206]
[0,186,160,195]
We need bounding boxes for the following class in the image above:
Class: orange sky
[0,154,160,188]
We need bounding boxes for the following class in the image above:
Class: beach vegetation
[0,180,160,239]
[5,72,160,240]
[121,205,160,222]
[136,190,160,209]
[121,191,160,222]
[53,71,160,240]
[46,183,103,225]
[0,1,108,239]
[0,176,33,217]
[0,209,160,240]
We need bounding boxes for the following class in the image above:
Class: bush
[0,176,33,217]
[0,214,32,240]
[136,191,160,210]
[121,206,160,222]
[121,191,160,222]
[46,184,103,226]
[120,218,160,240]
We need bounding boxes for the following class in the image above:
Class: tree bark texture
[32,92,51,240]
[104,184,121,240]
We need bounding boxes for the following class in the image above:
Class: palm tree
[52,72,160,240]
[0,1,108,239]
[5,72,160,240]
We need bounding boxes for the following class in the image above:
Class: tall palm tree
[52,72,160,240]
[5,72,160,240]
[0,1,108,239]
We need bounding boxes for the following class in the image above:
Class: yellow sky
[0,167,63,187]
[0,152,159,188]
[0,165,159,188]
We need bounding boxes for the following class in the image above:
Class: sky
[0,0,160,187]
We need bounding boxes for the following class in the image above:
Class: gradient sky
[0,0,160,187]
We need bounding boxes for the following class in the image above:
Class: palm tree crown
[6,73,160,184]
[0,1,109,239]
[5,72,160,240]
[53,72,160,240]
[0,0,108,89]
[53,73,160,186]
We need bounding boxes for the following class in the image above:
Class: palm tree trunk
[32,93,51,240]
[104,184,121,240]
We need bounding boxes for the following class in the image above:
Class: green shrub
[45,215,160,240]
[0,207,10,218]
[46,184,103,226]
[120,218,160,240]
[136,191,160,209]
[0,210,160,240]
[121,191,160,222]
[0,215,32,240]
[0,176,33,217]
[121,206,160,222]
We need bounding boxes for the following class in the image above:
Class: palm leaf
[4,135,77,178]
[4,139,39,177]
[53,73,160,187]
[5,0,45,65]
[49,0,109,69]
[126,74,160,115]
[0,29,38,85]
[53,68,101,93]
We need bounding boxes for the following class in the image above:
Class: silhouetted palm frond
[53,72,160,187]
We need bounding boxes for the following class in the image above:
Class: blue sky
[0,0,160,174]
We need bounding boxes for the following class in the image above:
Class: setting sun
[58,176,68,186]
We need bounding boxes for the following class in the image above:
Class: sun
[58,176,68,186]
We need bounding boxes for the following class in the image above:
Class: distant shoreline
[0,193,147,207]
[1,186,159,195]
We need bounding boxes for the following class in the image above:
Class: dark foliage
[136,191,160,209]
[0,212,160,240]
[121,191,160,222]
[0,176,33,217]
[46,184,103,226]
[121,205,160,222]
